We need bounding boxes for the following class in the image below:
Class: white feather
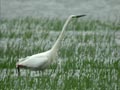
[16,15,86,74]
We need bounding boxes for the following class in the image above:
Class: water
[1,0,120,20]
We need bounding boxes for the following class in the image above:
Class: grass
[0,17,120,90]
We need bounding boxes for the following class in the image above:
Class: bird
[16,15,86,76]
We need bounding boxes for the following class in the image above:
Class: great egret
[16,15,86,76]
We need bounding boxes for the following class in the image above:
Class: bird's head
[70,15,86,18]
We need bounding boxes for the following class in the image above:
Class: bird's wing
[18,55,49,70]
[17,50,52,70]
[18,56,30,62]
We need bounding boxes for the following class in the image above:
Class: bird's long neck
[51,16,72,52]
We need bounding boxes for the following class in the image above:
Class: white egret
[16,15,86,76]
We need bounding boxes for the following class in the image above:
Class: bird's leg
[41,71,44,76]
[39,71,40,76]
[57,59,62,73]
[16,66,20,76]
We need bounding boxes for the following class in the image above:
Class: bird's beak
[73,15,86,18]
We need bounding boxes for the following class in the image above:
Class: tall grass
[0,17,120,90]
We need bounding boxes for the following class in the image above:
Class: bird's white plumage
[17,50,55,70]
[16,15,86,75]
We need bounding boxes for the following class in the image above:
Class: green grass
[0,17,120,90]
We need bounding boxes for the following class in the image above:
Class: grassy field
[0,17,120,90]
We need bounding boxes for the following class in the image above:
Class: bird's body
[16,15,86,75]
[17,49,57,70]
